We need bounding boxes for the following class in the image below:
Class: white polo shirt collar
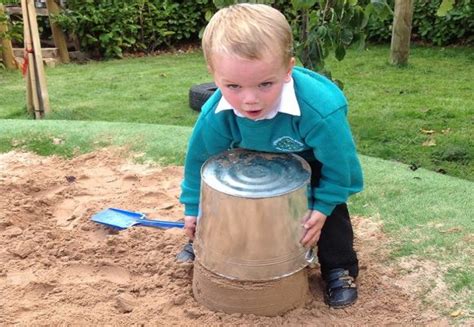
[214,77,300,120]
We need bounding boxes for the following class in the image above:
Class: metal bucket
[194,148,312,281]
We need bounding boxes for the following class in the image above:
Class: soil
[0,149,452,325]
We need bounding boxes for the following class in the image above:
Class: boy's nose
[242,90,258,105]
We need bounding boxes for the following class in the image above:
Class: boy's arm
[184,215,197,239]
[304,106,364,216]
[180,114,233,217]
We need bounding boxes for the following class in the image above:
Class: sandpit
[0,149,449,325]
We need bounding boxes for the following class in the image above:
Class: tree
[389,0,456,66]
[209,0,391,88]
[389,0,414,66]
[291,0,391,87]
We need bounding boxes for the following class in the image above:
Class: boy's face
[211,53,294,120]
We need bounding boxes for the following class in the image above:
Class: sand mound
[0,149,446,325]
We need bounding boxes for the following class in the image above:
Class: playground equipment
[1,0,69,67]
[1,1,70,118]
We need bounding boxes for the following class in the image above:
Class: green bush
[365,0,473,46]
[413,0,473,45]
[5,0,470,61]
[54,0,212,58]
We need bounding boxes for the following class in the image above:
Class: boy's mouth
[245,110,263,119]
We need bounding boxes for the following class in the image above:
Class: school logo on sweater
[273,136,304,152]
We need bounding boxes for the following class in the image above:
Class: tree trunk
[390,0,414,66]
[0,4,17,70]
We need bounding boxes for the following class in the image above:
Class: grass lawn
[328,45,473,182]
[1,45,473,180]
[0,52,204,125]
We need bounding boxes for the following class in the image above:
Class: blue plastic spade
[91,208,184,230]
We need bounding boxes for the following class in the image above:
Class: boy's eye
[259,82,273,88]
[227,84,240,89]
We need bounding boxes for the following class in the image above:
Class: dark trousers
[317,203,359,279]
[304,154,359,280]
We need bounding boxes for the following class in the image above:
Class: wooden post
[21,0,51,118]
[26,0,51,115]
[0,4,17,69]
[21,0,38,117]
[46,0,69,63]
[390,0,414,66]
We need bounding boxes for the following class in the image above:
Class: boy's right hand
[184,216,197,240]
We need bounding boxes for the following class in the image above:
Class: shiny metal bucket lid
[201,149,311,198]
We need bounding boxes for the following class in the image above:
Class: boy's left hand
[300,210,327,248]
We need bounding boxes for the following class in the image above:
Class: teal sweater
[180,66,363,217]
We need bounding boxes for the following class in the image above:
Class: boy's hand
[300,210,327,248]
[184,216,197,240]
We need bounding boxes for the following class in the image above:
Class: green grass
[0,52,205,124]
[1,119,472,317]
[0,45,472,180]
[0,120,191,165]
[351,154,473,257]
[327,45,474,182]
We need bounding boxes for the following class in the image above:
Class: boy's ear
[285,57,296,82]
[207,64,214,74]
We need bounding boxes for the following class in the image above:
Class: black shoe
[324,268,357,308]
[176,241,195,262]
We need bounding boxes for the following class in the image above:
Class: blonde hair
[202,3,293,69]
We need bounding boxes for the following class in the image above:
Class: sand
[193,261,309,316]
[0,148,450,325]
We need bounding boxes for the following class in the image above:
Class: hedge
[1,0,472,60]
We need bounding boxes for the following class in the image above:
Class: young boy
[177,3,363,308]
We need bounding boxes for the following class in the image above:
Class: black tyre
[189,82,218,112]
